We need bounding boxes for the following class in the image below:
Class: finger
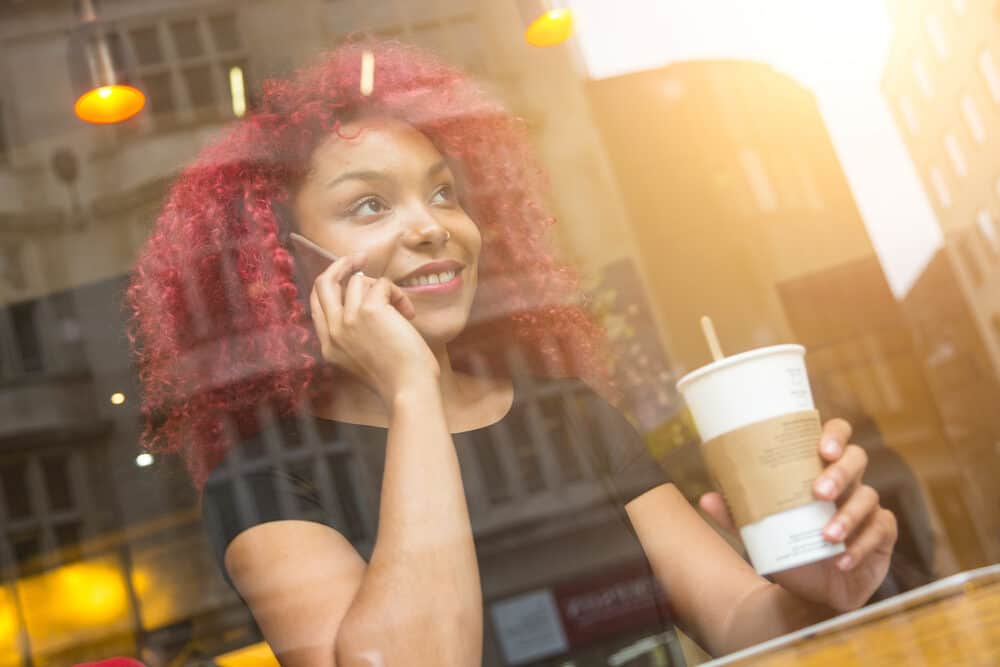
[342,271,374,325]
[823,484,879,543]
[314,255,364,328]
[819,418,852,461]
[366,278,416,320]
[310,287,352,367]
[699,492,736,532]
[814,443,868,502]
[318,252,367,287]
[835,508,897,572]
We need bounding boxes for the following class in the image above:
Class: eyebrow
[325,159,451,189]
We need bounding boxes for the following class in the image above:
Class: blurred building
[882,0,1000,378]
[777,256,992,578]
[587,61,876,375]
[0,1,682,666]
[586,60,997,576]
[899,249,1000,565]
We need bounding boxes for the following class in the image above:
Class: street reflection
[0,1,997,666]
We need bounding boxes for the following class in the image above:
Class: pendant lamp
[70,0,145,124]
[517,0,575,48]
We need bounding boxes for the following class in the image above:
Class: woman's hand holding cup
[309,253,441,402]
[700,418,899,612]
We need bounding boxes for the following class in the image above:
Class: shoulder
[514,375,672,495]
[201,414,331,565]
[511,374,640,453]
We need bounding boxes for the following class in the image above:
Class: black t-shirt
[202,374,679,659]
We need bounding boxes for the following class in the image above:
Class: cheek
[460,221,484,261]
[323,230,396,275]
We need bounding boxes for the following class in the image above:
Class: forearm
[337,379,482,666]
[717,581,836,655]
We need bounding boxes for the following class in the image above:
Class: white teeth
[400,269,458,287]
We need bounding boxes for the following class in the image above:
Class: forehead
[307,117,444,177]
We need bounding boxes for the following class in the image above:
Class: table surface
[703,565,1000,667]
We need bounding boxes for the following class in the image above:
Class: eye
[430,184,457,206]
[348,196,388,217]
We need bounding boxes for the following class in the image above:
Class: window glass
[2,3,999,667]
[129,26,164,66]
[170,19,204,59]
[979,49,1000,102]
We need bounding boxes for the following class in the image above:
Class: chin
[412,313,469,348]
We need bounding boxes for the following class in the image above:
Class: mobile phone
[289,232,339,290]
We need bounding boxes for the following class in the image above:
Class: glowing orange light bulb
[74,84,145,124]
[525,8,574,47]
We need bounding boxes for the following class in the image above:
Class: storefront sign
[490,589,568,665]
[552,563,667,647]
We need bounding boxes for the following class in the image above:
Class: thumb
[699,492,737,533]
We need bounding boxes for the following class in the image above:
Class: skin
[222,117,898,666]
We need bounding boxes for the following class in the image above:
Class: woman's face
[293,117,481,347]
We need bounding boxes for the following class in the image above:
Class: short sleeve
[201,425,338,586]
[576,383,672,504]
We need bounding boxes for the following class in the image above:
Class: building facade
[586,59,996,577]
[882,0,1000,378]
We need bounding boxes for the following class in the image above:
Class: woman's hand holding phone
[304,250,440,403]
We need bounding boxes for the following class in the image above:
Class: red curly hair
[127,40,610,487]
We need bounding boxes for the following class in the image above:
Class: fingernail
[822,439,840,457]
[837,554,854,571]
[825,521,846,541]
[816,477,836,498]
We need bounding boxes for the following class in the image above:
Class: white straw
[700,315,725,362]
[360,50,375,96]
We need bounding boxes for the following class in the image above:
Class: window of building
[899,96,920,134]
[116,12,248,129]
[739,148,778,212]
[796,158,825,211]
[0,240,26,291]
[959,234,985,286]
[925,15,950,59]
[945,133,968,177]
[0,99,8,164]
[10,301,43,374]
[0,450,87,574]
[961,95,987,143]
[930,166,952,208]
[979,50,1000,103]
[977,210,1000,256]
[913,58,933,97]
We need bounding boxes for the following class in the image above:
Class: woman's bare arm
[224,378,481,667]
[335,378,482,665]
[224,521,367,667]
[625,484,835,656]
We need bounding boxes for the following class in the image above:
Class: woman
[127,41,897,666]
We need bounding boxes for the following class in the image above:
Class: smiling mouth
[396,268,463,293]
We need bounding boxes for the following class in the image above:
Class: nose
[401,207,450,249]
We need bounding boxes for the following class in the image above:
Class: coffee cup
[676,344,844,575]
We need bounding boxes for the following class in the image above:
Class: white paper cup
[677,344,844,575]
